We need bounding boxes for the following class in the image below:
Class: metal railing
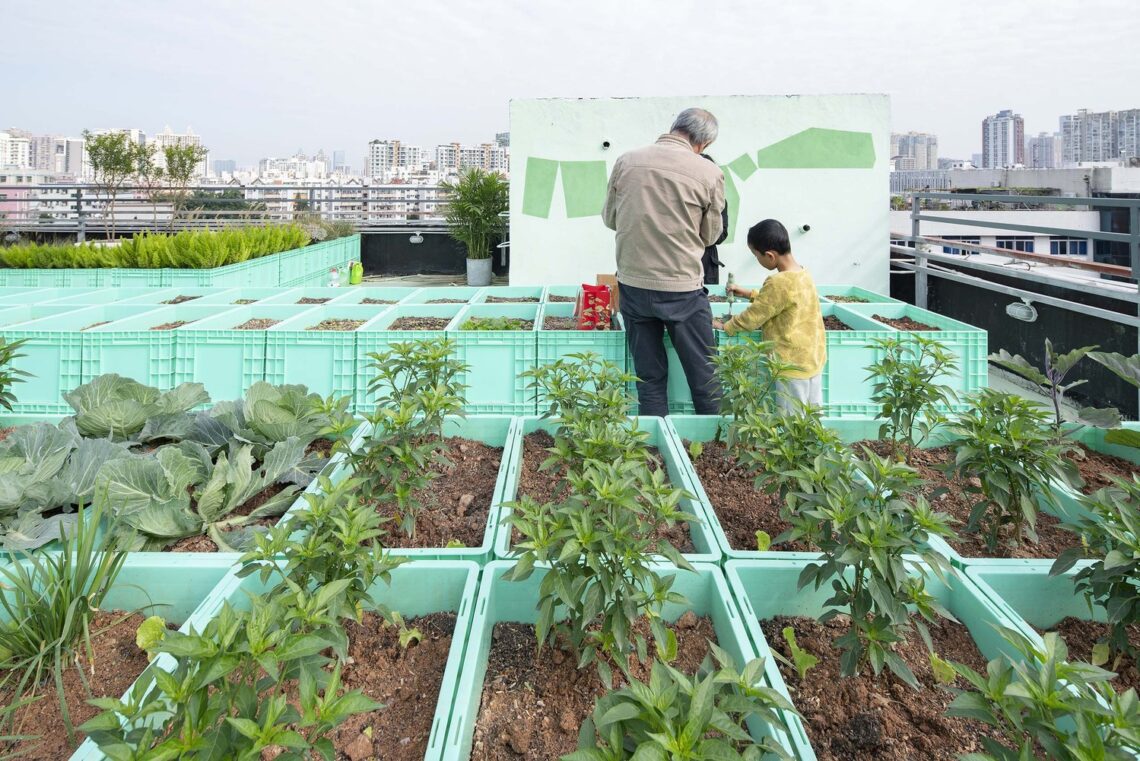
[0,183,454,239]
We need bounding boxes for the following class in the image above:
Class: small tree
[133,142,165,228]
[83,130,139,239]
[163,143,210,230]
[440,168,508,261]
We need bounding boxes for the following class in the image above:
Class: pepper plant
[711,338,799,449]
[865,334,958,463]
[947,389,1078,552]
[1052,475,1140,667]
[791,448,956,686]
[731,403,847,505]
[0,337,30,412]
[947,628,1140,760]
[566,645,797,761]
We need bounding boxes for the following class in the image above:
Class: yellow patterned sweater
[723,270,826,379]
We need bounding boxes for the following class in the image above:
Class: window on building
[940,236,981,255]
[995,237,1035,253]
[1049,238,1090,257]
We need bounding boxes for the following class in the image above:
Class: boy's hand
[711,319,726,331]
[727,284,751,298]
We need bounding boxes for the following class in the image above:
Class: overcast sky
[7,0,1138,167]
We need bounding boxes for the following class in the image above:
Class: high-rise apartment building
[367,140,426,178]
[495,132,510,148]
[0,131,32,168]
[151,126,208,176]
[981,110,1024,168]
[1061,108,1140,164]
[890,132,938,170]
[1027,132,1062,169]
[434,142,508,174]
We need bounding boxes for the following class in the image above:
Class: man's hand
[727,284,752,298]
[712,319,726,331]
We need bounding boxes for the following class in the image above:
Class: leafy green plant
[0,337,30,412]
[84,129,141,239]
[781,626,818,681]
[459,316,532,330]
[523,351,635,425]
[566,645,797,761]
[1087,350,1140,448]
[947,389,1078,552]
[64,374,210,443]
[711,338,797,425]
[440,167,508,260]
[990,340,1120,441]
[0,503,127,747]
[947,628,1140,761]
[506,458,697,686]
[866,334,958,463]
[389,611,424,649]
[731,403,847,506]
[791,449,956,685]
[1051,475,1140,666]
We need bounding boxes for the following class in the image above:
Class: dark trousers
[619,283,721,417]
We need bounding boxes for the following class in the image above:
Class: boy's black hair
[747,219,791,255]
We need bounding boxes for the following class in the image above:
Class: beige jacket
[602,134,726,292]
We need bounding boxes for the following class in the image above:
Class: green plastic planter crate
[277,238,353,285]
[264,304,376,401]
[403,286,486,304]
[965,561,1099,647]
[817,284,901,304]
[626,334,698,415]
[257,286,357,305]
[453,303,539,415]
[0,303,75,328]
[542,284,580,302]
[72,557,471,761]
[104,268,167,287]
[0,286,98,305]
[172,305,308,402]
[0,286,57,302]
[2,305,160,413]
[38,287,169,306]
[0,269,105,287]
[283,415,514,563]
[353,303,463,412]
[189,286,283,305]
[329,286,418,305]
[118,286,236,306]
[535,302,625,399]
[82,304,222,389]
[473,285,544,303]
[845,302,988,401]
[494,416,721,564]
[443,561,800,761]
[725,559,1038,761]
[819,303,895,413]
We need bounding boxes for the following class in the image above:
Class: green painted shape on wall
[726,152,758,182]
[559,160,609,218]
[755,128,875,169]
[522,158,559,218]
[720,165,740,244]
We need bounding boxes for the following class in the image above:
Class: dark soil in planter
[361,297,395,304]
[513,431,694,553]
[472,613,716,760]
[823,315,852,331]
[827,295,869,303]
[389,317,452,330]
[372,437,502,549]
[162,295,200,304]
[150,320,191,330]
[872,314,939,331]
[763,615,1005,760]
[326,611,456,761]
[232,298,258,304]
[297,297,331,304]
[427,298,467,304]
[234,318,280,330]
[546,295,577,303]
[1070,443,1139,493]
[1045,619,1140,693]
[0,611,170,759]
[307,319,364,331]
[484,296,539,303]
[543,316,581,330]
[708,294,728,302]
[80,321,110,331]
[855,441,1079,558]
[685,439,807,551]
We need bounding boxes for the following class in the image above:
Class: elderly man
[602,107,726,416]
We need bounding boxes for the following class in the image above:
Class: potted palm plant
[440,168,508,287]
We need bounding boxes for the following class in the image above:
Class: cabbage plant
[63,374,209,444]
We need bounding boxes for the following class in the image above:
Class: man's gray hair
[670,108,719,147]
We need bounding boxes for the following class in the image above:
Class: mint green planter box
[284,415,513,563]
[494,416,721,564]
[535,302,625,378]
[264,304,375,401]
[473,285,543,303]
[104,268,167,287]
[166,254,277,287]
[277,236,360,286]
[2,305,158,414]
[38,287,167,306]
[0,303,75,328]
[329,286,418,305]
[443,561,799,761]
[0,269,104,287]
[190,287,282,305]
[353,304,463,412]
[119,286,235,306]
[82,304,221,389]
[626,334,697,415]
[403,286,485,304]
[0,286,97,305]
[820,303,894,413]
[965,561,1097,648]
[172,305,305,402]
[454,303,539,415]
[0,286,58,302]
[725,559,1036,761]
[542,284,580,302]
[817,284,902,304]
[257,286,355,305]
[72,557,473,761]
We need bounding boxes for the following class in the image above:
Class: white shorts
[775,374,823,413]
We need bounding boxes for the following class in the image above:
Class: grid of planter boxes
[0,325,1137,759]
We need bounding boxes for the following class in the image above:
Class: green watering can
[348,261,363,285]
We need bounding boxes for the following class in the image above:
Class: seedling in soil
[866,334,958,463]
[1052,475,1140,666]
[781,626,819,681]
[947,389,1078,552]
[389,611,424,649]
[990,339,1121,441]
[947,628,1139,761]
[571,645,797,761]
[459,316,533,330]
[755,530,771,552]
[0,337,30,412]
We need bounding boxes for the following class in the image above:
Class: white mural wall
[508,94,890,291]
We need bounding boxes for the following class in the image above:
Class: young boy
[711,219,826,411]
